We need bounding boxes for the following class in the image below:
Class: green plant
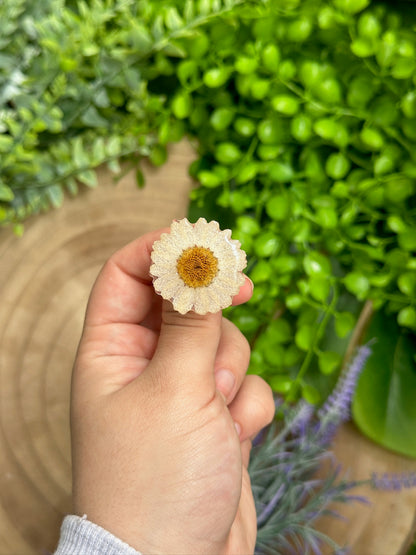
[1,0,415,457]
[0,0,246,231]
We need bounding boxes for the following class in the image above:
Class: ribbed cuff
[54,515,142,555]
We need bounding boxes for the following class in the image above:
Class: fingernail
[215,368,235,401]
[234,421,241,438]
[246,276,254,292]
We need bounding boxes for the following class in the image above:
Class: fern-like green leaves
[0,0,247,226]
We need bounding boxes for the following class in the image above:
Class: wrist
[55,514,142,555]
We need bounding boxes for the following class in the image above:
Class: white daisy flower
[150,218,247,314]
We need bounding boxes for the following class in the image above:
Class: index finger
[84,228,168,327]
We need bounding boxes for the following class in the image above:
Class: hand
[71,228,275,555]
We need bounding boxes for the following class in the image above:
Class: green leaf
[78,170,98,187]
[203,67,230,88]
[352,311,416,458]
[335,311,356,338]
[81,106,108,128]
[303,252,331,276]
[106,136,121,158]
[269,375,292,394]
[309,276,330,302]
[72,137,89,167]
[398,272,416,297]
[266,194,290,220]
[47,184,64,207]
[0,183,14,201]
[318,351,342,375]
[0,134,13,152]
[295,324,314,351]
[344,271,370,300]
[397,306,416,330]
[266,318,292,344]
[301,383,321,404]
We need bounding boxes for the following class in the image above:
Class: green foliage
[182,0,416,407]
[0,0,245,224]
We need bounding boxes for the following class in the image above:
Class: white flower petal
[206,282,233,309]
[173,287,195,314]
[193,287,214,314]
[150,218,247,315]
[153,274,182,298]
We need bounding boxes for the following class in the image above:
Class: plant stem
[287,285,339,402]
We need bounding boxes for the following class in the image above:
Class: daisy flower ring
[150,218,247,315]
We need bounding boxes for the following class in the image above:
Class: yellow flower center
[176,246,218,288]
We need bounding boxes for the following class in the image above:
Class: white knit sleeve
[54,515,142,555]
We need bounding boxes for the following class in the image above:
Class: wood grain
[0,141,194,554]
[0,140,415,554]
[316,422,416,555]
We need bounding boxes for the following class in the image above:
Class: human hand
[71,228,275,555]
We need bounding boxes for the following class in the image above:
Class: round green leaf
[397,272,416,297]
[235,56,258,74]
[262,43,280,72]
[203,67,230,88]
[250,260,272,283]
[344,271,370,300]
[197,171,222,188]
[236,215,260,236]
[235,162,258,185]
[301,383,321,404]
[254,232,280,258]
[257,118,285,144]
[303,252,331,276]
[397,306,416,329]
[286,294,303,311]
[291,114,313,142]
[266,318,292,344]
[251,79,270,100]
[269,375,292,394]
[214,143,242,165]
[309,276,330,302]
[325,152,351,179]
[399,229,416,252]
[295,324,314,351]
[171,93,192,119]
[334,0,370,14]
[272,254,298,274]
[264,344,285,366]
[335,312,356,338]
[271,95,299,116]
[316,207,338,229]
[360,127,384,150]
[266,194,290,220]
[318,351,342,375]
[234,117,256,137]
[351,37,374,57]
[210,107,234,131]
[268,162,294,183]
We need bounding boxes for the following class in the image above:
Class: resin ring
[150,218,247,314]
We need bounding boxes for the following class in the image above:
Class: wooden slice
[316,422,416,555]
[0,141,195,554]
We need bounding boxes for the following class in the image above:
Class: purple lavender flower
[257,483,286,526]
[318,343,373,428]
[371,471,416,491]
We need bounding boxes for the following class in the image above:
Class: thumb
[149,300,222,392]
